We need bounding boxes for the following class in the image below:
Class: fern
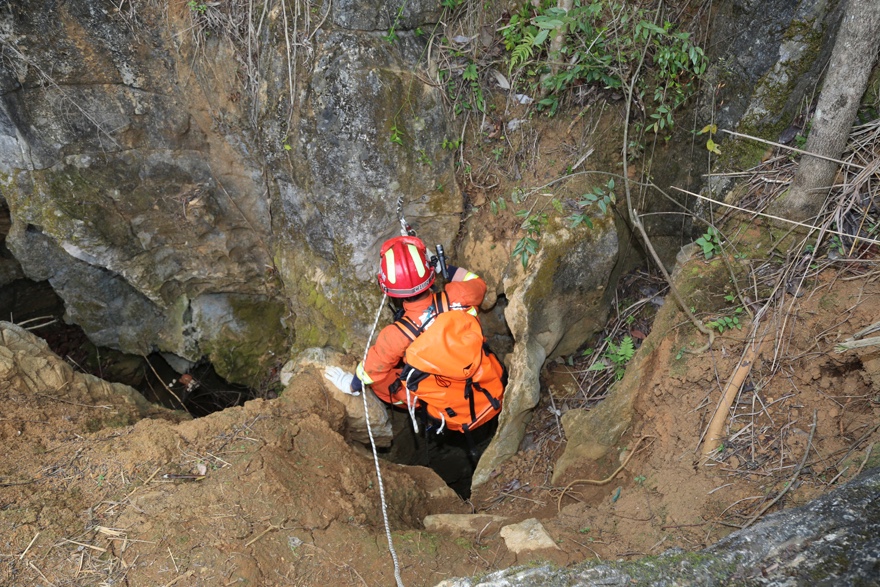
[588,335,635,380]
[509,33,537,72]
[609,336,635,364]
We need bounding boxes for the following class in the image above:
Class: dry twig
[556,435,654,512]
[742,410,817,529]
[701,333,768,458]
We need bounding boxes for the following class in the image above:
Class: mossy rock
[194,294,290,388]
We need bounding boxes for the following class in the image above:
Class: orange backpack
[394,292,507,433]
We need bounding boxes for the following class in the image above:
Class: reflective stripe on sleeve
[356,362,374,385]
[462,271,480,281]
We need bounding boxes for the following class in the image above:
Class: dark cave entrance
[0,275,258,418]
[380,408,498,500]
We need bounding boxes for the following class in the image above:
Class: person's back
[323,235,505,432]
[396,290,506,433]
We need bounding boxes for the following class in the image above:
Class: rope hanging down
[361,291,405,587]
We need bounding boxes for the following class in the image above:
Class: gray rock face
[274,29,462,349]
[437,467,880,586]
[472,222,620,487]
[698,0,842,138]
[647,0,844,265]
[329,0,443,31]
[0,1,458,385]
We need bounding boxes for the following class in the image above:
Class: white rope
[360,292,405,587]
[405,384,419,434]
[404,369,420,434]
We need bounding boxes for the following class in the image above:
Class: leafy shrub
[501,1,706,129]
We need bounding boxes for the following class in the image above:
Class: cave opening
[379,408,498,499]
[0,272,260,419]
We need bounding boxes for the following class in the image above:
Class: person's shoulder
[444,277,486,303]
[378,319,415,343]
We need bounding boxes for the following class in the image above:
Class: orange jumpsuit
[356,270,487,404]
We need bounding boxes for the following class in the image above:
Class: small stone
[500,518,559,554]
[423,514,507,538]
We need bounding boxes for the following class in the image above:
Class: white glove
[324,366,360,396]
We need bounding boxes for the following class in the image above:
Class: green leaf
[534,29,550,46]
[706,138,722,155]
[535,18,565,29]
[638,20,666,35]
[463,62,478,81]
[697,124,718,135]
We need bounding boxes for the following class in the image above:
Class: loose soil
[3,241,878,587]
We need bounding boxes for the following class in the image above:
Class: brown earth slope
[2,245,879,586]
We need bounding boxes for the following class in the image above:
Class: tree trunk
[775,0,880,223]
[539,0,574,96]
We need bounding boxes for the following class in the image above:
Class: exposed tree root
[556,435,655,512]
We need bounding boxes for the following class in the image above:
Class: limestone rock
[0,0,458,386]
[331,0,442,31]
[274,29,462,352]
[436,467,880,586]
[282,348,393,447]
[552,245,698,483]
[499,518,559,555]
[471,222,619,487]
[423,514,507,539]
[0,321,185,438]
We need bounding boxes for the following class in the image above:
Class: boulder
[437,466,880,586]
[469,221,620,487]
[0,321,185,443]
[281,347,393,447]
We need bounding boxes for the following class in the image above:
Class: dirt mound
[468,248,880,569]
[0,324,470,586]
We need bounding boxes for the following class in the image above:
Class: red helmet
[377,236,434,298]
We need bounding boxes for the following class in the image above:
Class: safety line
[360,292,405,587]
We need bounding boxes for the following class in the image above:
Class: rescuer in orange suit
[324,235,486,405]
